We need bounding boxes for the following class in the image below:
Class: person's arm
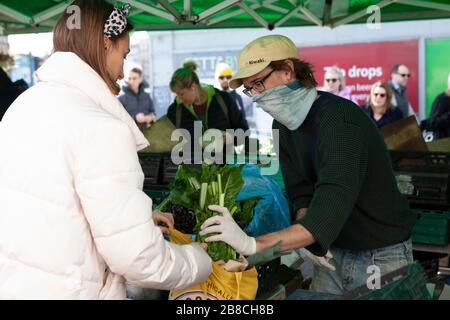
[430,94,450,131]
[144,113,156,125]
[199,205,315,256]
[135,112,149,124]
[295,121,368,256]
[255,223,315,253]
[74,119,211,290]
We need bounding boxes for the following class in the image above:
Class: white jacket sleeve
[73,119,211,290]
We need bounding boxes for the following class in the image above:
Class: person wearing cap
[215,62,247,120]
[199,35,415,295]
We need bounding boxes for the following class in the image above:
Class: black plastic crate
[161,156,179,185]
[413,251,444,279]
[390,151,450,174]
[138,153,162,187]
[143,188,170,208]
[255,257,281,298]
[391,151,450,207]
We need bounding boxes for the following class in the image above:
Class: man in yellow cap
[200,35,415,296]
[215,62,247,120]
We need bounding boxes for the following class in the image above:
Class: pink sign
[300,40,419,112]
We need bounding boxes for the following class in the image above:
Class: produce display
[158,164,260,262]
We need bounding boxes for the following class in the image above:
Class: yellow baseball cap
[229,35,299,89]
[219,69,233,77]
[215,62,233,78]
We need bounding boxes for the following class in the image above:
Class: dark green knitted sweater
[273,91,415,256]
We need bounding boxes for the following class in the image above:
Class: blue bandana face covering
[253,80,318,130]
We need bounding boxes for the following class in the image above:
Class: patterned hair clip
[104,3,131,38]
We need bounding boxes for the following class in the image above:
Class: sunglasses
[325,78,338,83]
[373,93,386,98]
[219,75,232,80]
[398,73,411,78]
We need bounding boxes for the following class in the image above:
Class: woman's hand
[153,211,174,234]
[135,112,147,124]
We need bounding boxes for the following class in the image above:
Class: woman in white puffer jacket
[0,0,211,299]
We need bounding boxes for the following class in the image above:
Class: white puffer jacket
[0,52,211,299]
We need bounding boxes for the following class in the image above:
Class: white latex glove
[199,205,256,256]
[296,248,336,271]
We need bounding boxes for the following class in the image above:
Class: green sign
[425,38,450,118]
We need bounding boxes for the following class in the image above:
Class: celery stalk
[217,174,222,195]
[200,183,208,210]
[212,182,217,196]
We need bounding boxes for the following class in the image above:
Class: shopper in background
[362,81,403,128]
[321,66,353,102]
[167,61,249,152]
[0,67,26,121]
[199,35,415,296]
[388,64,413,117]
[215,62,247,119]
[119,67,156,131]
[429,73,450,139]
[0,0,211,299]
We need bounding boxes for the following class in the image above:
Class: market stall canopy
[1,0,450,35]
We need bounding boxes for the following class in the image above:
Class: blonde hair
[169,60,200,92]
[53,0,133,95]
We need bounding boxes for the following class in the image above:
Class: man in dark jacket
[429,74,450,139]
[388,64,413,118]
[199,35,415,295]
[119,67,155,131]
[0,67,26,121]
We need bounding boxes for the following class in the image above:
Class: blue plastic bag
[237,164,290,237]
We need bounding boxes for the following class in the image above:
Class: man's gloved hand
[296,248,336,271]
[199,205,256,256]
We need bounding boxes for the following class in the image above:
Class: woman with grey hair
[322,66,353,101]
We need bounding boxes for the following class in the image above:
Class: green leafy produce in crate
[158,164,259,262]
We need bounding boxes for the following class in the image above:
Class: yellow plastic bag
[168,229,258,300]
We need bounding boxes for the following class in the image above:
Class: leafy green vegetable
[236,197,260,229]
[161,163,259,262]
